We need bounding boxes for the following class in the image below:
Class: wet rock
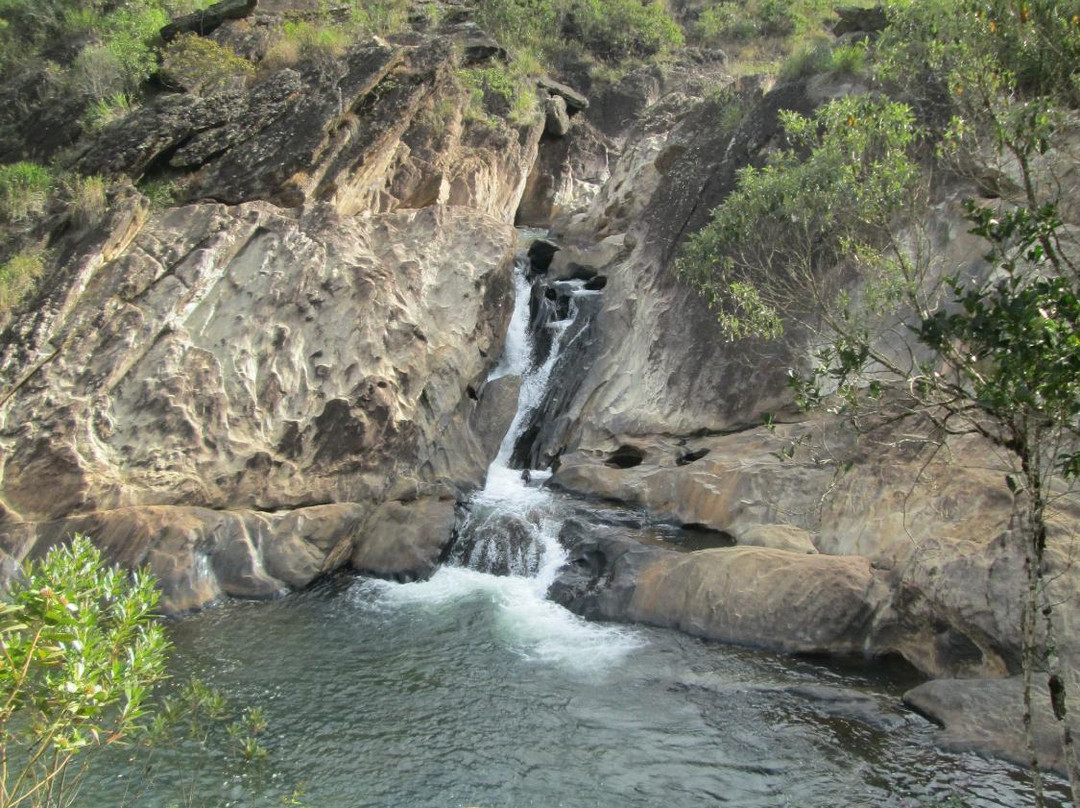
[527,238,561,273]
[452,511,545,576]
[470,374,523,462]
[549,519,676,620]
[903,676,1080,774]
[785,684,910,731]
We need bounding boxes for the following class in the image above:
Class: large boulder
[628,547,884,655]
[903,676,1079,775]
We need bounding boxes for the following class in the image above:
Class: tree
[677,2,1080,804]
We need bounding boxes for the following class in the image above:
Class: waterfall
[451,256,597,578]
[364,236,639,670]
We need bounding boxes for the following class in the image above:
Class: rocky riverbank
[1,0,1077,777]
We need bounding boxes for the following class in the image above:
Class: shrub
[778,36,833,80]
[160,33,255,94]
[139,176,182,209]
[0,161,54,223]
[568,0,684,60]
[101,4,169,90]
[677,95,921,340]
[263,19,351,68]
[64,173,108,229]
[474,0,682,64]
[346,0,411,35]
[458,64,539,126]
[83,91,137,131]
[696,0,813,42]
[0,246,45,312]
[0,536,169,808]
[829,40,867,76]
[69,43,129,100]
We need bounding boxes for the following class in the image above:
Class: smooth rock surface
[628,547,884,655]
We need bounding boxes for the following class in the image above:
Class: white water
[365,249,640,673]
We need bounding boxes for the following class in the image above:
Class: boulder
[537,76,589,114]
[544,94,571,137]
[351,495,457,581]
[629,547,884,655]
[160,0,258,42]
[527,237,561,273]
[903,676,1080,775]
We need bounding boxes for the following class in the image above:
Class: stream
[75,241,1070,808]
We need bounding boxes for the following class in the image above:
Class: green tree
[1,536,169,808]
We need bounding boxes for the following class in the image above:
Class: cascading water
[366,240,638,669]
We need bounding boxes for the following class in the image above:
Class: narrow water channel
[75,241,1070,808]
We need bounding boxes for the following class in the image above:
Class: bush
[778,37,833,80]
[0,161,54,223]
[696,0,822,43]
[458,64,539,126]
[345,0,412,36]
[474,0,682,64]
[568,0,684,60]
[677,95,921,340]
[83,91,136,131]
[263,19,351,68]
[876,0,1080,112]
[64,173,108,229]
[160,33,255,95]
[0,536,170,808]
[0,246,45,312]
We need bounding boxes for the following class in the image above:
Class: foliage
[0,536,170,808]
[457,63,539,126]
[264,18,351,68]
[63,173,108,230]
[567,0,683,61]
[82,92,136,131]
[0,247,45,314]
[474,0,682,64]
[877,0,1080,113]
[0,162,53,223]
[160,33,254,95]
[127,677,287,805]
[139,176,182,209]
[342,0,412,36]
[681,2,1080,803]
[676,94,921,340]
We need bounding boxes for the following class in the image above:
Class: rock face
[0,22,544,612]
